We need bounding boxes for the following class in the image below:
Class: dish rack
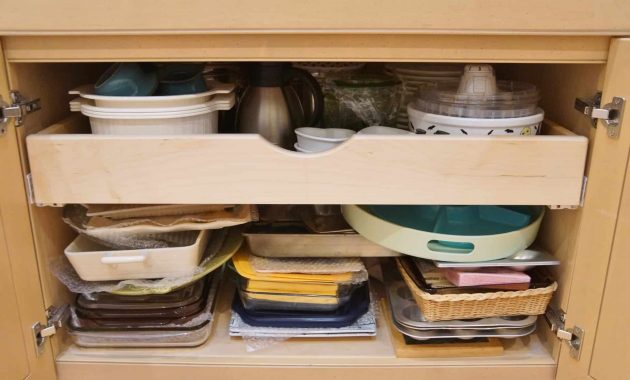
[396,260,557,321]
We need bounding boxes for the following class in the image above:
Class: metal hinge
[0,91,41,135]
[545,306,584,360]
[32,305,68,356]
[25,173,35,205]
[575,92,626,138]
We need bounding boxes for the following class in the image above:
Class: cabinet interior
[5,61,604,374]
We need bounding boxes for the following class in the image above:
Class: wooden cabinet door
[587,148,630,379]
[0,218,30,380]
[0,41,57,380]
[556,38,630,380]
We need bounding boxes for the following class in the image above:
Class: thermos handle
[288,67,325,128]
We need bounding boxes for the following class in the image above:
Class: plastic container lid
[409,64,540,119]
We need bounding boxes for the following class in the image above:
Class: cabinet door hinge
[545,306,584,360]
[0,91,41,135]
[32,305,68,356]
[575,92,625,138]
[25,173,35,205]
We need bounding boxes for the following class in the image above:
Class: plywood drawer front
[26,122,587,205]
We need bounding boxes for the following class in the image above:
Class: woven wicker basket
[396,259,557,321]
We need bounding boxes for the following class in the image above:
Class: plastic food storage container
[64,230,210,281]
[75,93,235,135]
[407,64,544,136]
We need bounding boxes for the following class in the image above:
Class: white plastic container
[64,230,210,281]
[408,106,544,136]
[78,93,235,135]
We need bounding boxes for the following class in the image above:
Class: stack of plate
[384,63,462,129]
[229,249,376,338]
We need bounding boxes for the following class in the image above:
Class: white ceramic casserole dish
[64,230,210,281]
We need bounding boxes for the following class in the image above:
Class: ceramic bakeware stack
[69,80,236,135]
[384,63,463,129]
[228,249,376,338]
[59,204,250,347]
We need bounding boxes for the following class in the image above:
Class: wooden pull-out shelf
[55,283,556,380]
[26,115,587,206]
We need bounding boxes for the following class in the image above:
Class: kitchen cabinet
[1,5,630,379]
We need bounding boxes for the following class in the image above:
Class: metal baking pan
[244,225,399,258]
[387,280,538,330]
[391,317,537,341]
[432,249,559,270]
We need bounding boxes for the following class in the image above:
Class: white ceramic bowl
[358,126,412,135]
[294,143,315,153]
[408,106,545,136]
[294,127,355,152]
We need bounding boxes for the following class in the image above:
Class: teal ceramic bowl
[157,63,208,95]
[94,63,158,97]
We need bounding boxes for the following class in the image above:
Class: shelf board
[56,283,556,380]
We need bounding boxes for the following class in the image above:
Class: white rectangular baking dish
[64,230,209,281]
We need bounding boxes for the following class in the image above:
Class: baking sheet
[391,318,537,341]
[387,280,538,330]
[433,249,559,269]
